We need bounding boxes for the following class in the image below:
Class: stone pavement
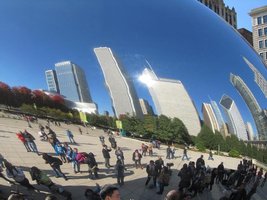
[0,113,266,200]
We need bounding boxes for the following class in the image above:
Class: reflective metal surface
[90,0,267,140]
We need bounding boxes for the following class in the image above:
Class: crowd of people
[0,118,267,200]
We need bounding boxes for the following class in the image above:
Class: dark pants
[52,165,67,180]
[158,182,165,194]
[145,176,156,186]
[23,142,31,152]
[17,178,35,190]
[117,176,124,186]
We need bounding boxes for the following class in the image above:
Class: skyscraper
[243,57,267,98]
[202,103,220,133]
[45,70,59,93]
[55,61,92,103]
[219,94,247,140]
[140,68,201,136]
[94,47,143,119]
[230,73,267,140]
[249,6,267,67]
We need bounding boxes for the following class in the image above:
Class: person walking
[86,152,99,179]
[42,153,68,180]
[208,150,214,160]
[66,129,75,144]
[182,147,189,161]
[55,143,67,163]
[132,149,143,169]
[102,145,112,168]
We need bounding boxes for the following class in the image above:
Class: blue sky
[0,0,267,136]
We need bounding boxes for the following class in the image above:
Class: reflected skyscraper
[210,100,225,128]
[243,57,267,98]
[220,94,247,140]
[202,103,220,133]
[230,73,267,140]
[55,61,92,103]
[139,98,154,115]
[140,68,201,136]
[246,122,254,141]
[45,70,59,93]
[94,47,143,119]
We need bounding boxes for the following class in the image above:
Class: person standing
[23,130,39,154]
[86,152,99,179]
[102,145,112,168]
[99,185,120,200]
[196,155,205,171]
[217,162,225,183]
[166,145,172,159]
[4,160,36,191]
[132,149,143,169]
[16,131,31,152]
[55,143,67,163]
[115,147,124,166]
[66,129,75,144]
[145,160,157,187]
[157,166,170,195]
[115,159,125,186]
[261,171,267,187]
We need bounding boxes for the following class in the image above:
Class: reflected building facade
[220,94,247,140]
[45,70,59,93]
[202,103,220,133]
[246,122,254,141]
[197,0,237,28]
[139,98,154,115]
[230,73,267,140]
[55,61,92,103]
[244,57,267,98]
[249,6,267,66]
[94,47,143,119]
[141,68,201,136]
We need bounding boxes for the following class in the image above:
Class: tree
[197,125,215,149]
[0,81,13,107]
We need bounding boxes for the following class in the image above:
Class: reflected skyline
[0,0,267,139]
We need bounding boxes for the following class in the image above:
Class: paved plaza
[0,113,266,200]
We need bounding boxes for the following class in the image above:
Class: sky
[0,0,267,137]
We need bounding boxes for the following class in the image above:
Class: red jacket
[16,133,26,143]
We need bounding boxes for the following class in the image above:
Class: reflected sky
[0,0,266,136]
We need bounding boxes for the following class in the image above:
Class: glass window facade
[264,27,267,36]
[257,16,262,25]
[259,40,263,49]
[258,29,263,36]
[263,15,267,24]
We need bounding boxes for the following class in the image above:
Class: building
[197,0,237,28]
[139,98,154,115]
[202,103,220,133]
[45,70,59,93]
[243,57,267,98]
[210,100,225,128]
[219,94,247,140]
[246,122,254,141]
[249,6,267,66]
[230,73,267,140]
[140,68,201,136]
[238,28,253,46]
[55,61,92,103]
[94,47,143,119]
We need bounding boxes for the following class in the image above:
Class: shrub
[229,149,240,158]
[196,142,206,152]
